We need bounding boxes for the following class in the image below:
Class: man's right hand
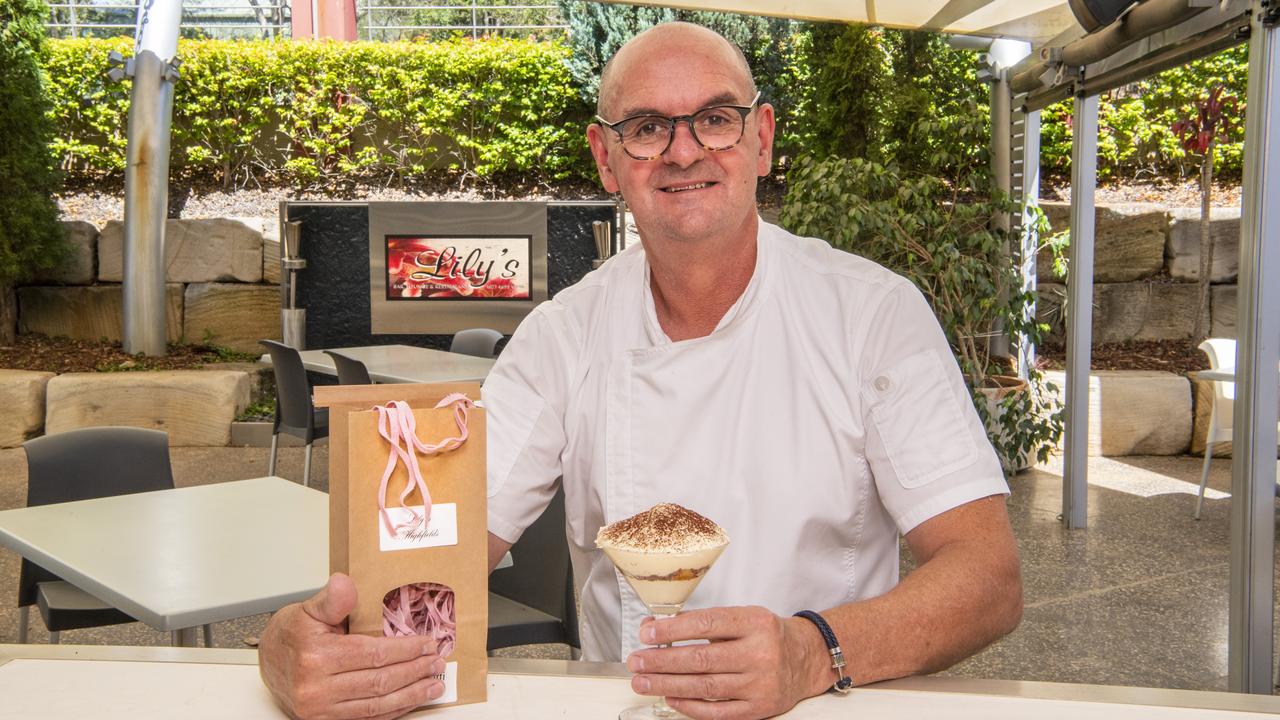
[259,573,446,720]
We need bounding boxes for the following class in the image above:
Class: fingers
[324,633,439,675]
[641,607,769,645]
[665,698,754,720]
[330,654,445,703]
[629,641,739,675]
[328,675,446,720]
[632,670,749,702]
[301,574,359,630]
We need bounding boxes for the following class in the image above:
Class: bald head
[597,22,757,118]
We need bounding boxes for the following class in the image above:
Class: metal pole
[122,0,183,357]
[1062,92,1098,530]
[988,40,1032,362]
[1019,108,1042,379]
[1227,0,1280,694]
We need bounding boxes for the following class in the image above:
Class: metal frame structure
[114,0,1277,692]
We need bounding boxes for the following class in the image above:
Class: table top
[0,477,328,632]
[261,344,496,384]
[2,646,1278,719]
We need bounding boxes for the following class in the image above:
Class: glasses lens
[619,116,671,158]
[693,107,745,149]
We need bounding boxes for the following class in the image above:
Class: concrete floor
[0,443,1276,691]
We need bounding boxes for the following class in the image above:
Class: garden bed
[1038,339,1209,375]
[0,333,257,373]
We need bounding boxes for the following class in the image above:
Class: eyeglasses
[595,91,761,161]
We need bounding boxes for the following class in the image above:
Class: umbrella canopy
[611,0,1081,44]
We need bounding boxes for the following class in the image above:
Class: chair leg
[17,606,29,644]
[268,433,279,477]
[49,631,60,644]
[1195,441,1214,521]
[203,623,214,648]
[303,442,313,488]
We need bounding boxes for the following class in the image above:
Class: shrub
[42,36,595,186]
[0,0,67,290]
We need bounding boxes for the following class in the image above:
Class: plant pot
[976,374,1035,474]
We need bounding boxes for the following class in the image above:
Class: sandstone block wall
[16,217,281,350]
[0,369,55,448]
[1035,201,1241,344]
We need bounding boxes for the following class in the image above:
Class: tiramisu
[595,503,729,609]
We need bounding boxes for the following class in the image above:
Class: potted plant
[779,144,1063,475]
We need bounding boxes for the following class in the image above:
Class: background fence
[43,0,567,40]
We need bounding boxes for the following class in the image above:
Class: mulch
[0,334,256,374]
[1037,338,1209,375]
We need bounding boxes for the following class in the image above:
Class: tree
[0,0,68,344]
[1171,84,1239,343]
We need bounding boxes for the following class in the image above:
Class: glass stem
[649,604,684,718]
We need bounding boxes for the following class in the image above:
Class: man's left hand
[626,606,828,720]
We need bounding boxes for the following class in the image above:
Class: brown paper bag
[315,382,487,708]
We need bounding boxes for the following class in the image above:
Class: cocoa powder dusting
[597,503,728,552]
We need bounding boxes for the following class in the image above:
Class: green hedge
[1039,44,1248,180]
[43,37,595,184]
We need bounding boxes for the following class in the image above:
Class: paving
[0,443,1276,689]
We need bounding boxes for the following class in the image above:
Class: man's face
[587,38,775,245]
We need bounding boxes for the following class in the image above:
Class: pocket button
[874,376,891,392]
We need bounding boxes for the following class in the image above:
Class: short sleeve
[483,306,572,544]
[858,281,1008,534]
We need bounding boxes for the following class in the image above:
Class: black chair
[18,427,211,646]
[450,328,503,359]
[323,350,373,385]
[488,485,580,654]
[260,340,329,487]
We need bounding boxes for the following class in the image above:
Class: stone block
[1210,285,1236,339]
[1036,202,1168,283]
[1190,378,1280,458]
[1167,206,1240,283]
[99,218,264,283]
[1037,282,1205,344]
[28,221,97,285]
[184,283,280,353]
[1044,370,1191,456]
[0,370,55,447]
[263,219,282,285]
[44,370,250,446]
[18,284,184,342]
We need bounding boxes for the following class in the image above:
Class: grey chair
[18,427,212,646]
[450,328,503,359]
[488,485,580,654]
[323,350,373,385]
[260,340,329,487]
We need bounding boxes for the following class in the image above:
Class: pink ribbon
[373,393,472,538]
[382,581,456,654]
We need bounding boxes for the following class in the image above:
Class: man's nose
[662,119,704,167]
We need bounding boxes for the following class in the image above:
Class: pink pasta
[382,582,456,657]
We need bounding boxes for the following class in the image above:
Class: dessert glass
[600,540,728,720]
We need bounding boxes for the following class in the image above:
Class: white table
[262,344,496,384]
[2,646,1279,719]
[0,477,329,646]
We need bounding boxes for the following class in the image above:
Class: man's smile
[660,181,717,193]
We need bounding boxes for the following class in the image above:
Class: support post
[1018,108,1042,378]
[1227,0,1280,694]
[988,40,1031,361]
[122,0,183,357]
[1062,92,1098,530]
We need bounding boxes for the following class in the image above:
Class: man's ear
[587,124,621,194]
[754,103,776,178]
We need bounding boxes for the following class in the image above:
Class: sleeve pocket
[865,348,981,488]
[480,373,546,498]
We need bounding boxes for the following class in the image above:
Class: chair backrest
[1199,338,1237,403]
[260,339,315,431]
[488,485,579,648]
[19,427,174,607]
[450,328,503,359]
[324,350,372,386]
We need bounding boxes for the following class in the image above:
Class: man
[260,22,1022,720]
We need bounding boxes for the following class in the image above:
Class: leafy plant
[780,123,1064,474]
[1171,84,1240,343]
[0,0,69,343]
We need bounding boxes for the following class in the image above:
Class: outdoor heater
[281,220,307,349]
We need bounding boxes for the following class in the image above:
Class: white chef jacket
[483,219,1008,662]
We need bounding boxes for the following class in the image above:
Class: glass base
[619,700,687,720]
